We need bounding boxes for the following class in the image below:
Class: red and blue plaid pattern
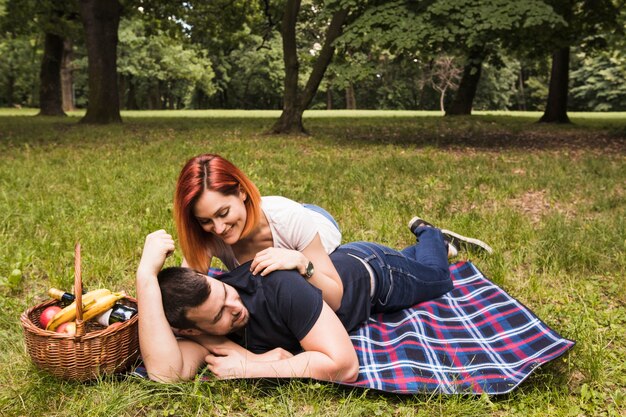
[345,260,575,394]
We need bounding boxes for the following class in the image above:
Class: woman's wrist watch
[303,261,315,279]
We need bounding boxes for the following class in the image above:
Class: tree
[538,0,622,123]
[61,39,75,112]
[38,32,65,115]
[272,0,352,134]
[446,46,485,115]
[37,1,80,116]
[79,0,122,124]
[342,0,563,116]
[430,56,462,112]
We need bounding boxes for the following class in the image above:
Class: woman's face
[193,189,248,245]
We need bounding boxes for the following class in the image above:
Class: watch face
[306,261,314,278]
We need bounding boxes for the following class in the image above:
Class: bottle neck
[48,288,75,304]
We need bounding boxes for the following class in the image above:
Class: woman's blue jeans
[303,203,340,231]
[338,227,452,313]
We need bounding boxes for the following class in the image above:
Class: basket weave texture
[19,244,139,381]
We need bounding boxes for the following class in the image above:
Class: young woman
[174,154,344,310]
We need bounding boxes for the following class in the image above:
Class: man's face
[185,276,249,335]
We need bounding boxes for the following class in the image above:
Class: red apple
[56,322,76,335]
[39,306,62,329]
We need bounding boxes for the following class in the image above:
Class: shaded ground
[327,126,626,154]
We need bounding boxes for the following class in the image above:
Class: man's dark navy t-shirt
[219,249,370,354]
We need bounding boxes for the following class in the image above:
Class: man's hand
[204,347,294,379]
[204,347,249,379]
[137,229,175,279]
[250,247,307,276]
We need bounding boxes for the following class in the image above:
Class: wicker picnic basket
[20,243,140,381]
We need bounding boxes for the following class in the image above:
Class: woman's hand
[250,247,307,276]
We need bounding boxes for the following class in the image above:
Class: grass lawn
[0,109,624,416]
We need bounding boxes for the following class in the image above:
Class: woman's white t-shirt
[261,196,341,254]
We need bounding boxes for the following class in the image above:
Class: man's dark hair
[157,267,211,329]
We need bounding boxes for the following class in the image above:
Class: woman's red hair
[174,154,261,272]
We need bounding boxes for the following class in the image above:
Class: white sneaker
[447,242,459,258]
[441,229,494,254]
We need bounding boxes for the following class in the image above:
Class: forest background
[1,0,625,132]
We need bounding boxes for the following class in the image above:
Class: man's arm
[204,302,359,382]
[136,230,208,382]
[137,230,281,382]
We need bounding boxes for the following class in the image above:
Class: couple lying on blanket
[136,154,492,383]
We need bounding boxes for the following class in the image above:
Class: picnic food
[45,288,119,331]
[56,321,77,335]
[80,292,127,322]
[38,306,62,329]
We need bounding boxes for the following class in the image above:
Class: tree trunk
[79,0,122,124]
[517,68,526,111]
[345,83,356,109]
[61,39,75,112]
[148,81,160,109]
[38,32,66,116]
[439,87,446,112]
[272,5,349,134]
[118,73,126,109]
[126,76,139,109]
[6,74,15,107]
[539,47,570,124]
[326,88,333,110]
[272,0,302,134]
[167,82,175,109]
[299,8,349,111]
[446,48,485,116]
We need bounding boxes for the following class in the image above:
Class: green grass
[0,110,624,416]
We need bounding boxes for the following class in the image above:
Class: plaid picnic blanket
[132,261,574,395]
[345,260,575,394]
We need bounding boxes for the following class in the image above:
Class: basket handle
[74,242,86,338]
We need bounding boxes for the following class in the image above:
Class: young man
[137,219,490,383]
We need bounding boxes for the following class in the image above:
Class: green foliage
[223,32,284,109]
[542,0,622,51]
[473,57,521,110]
[342,0,563,56]
[117,16,216,108]
[570,48,626,111]
[0,35,41,106]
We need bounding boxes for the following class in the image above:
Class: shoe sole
[408,216,435,234]
[409,216,460,258]
[441,229,494,254]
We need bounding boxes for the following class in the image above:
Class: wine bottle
[95,303,138,326]
[48,288,76,306]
